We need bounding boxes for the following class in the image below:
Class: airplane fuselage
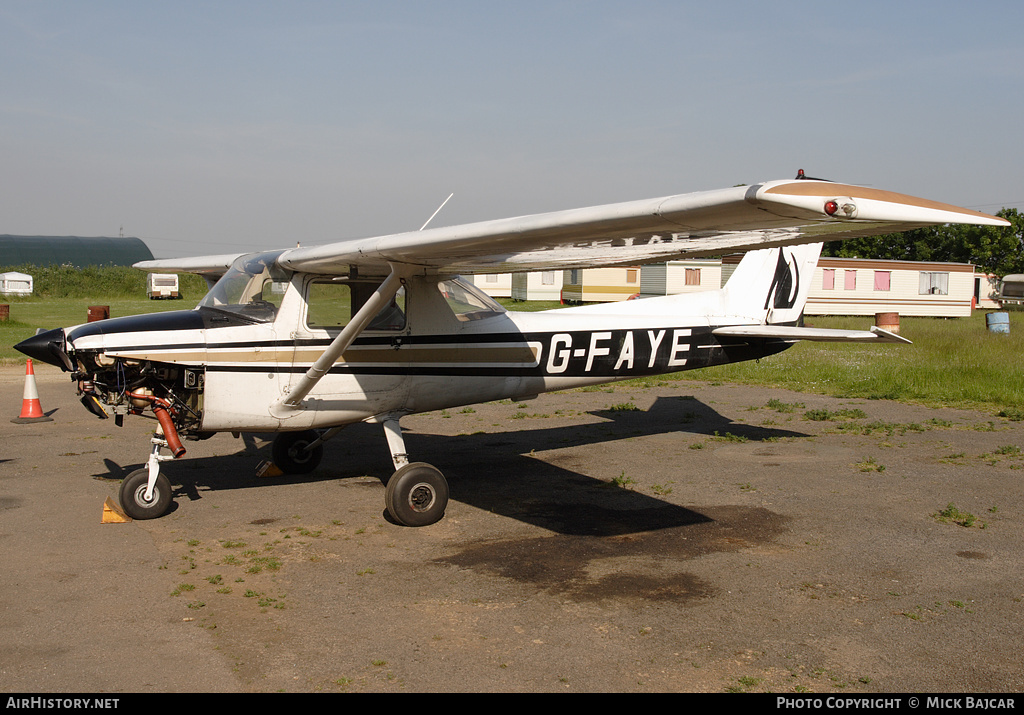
[23,267,789,437]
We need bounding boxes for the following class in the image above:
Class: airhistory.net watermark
[6,698,119,710]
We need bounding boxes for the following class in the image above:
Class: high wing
[276,179,1008,275]
[132,178,1009,277]
[134,253,244,282]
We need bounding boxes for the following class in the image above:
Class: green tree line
[823,208,1024,278]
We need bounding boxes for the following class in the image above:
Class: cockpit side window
[438,277,506,322]
[306,279,407,331]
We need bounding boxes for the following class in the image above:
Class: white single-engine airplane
[16,174,1010,526]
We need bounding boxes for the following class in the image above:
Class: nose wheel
[119,467,172,520]
[118,432,178,520]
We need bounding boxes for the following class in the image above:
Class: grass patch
[833,420,927,437]
[804,407,867,421]
[674,314,1024,413]
[766,398,805,413]
[495,298,564,313]
[246,556,282,574]
[607,401,640,412]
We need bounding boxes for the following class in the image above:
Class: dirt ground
[2,362,1022,693]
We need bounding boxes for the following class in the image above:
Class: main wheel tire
[271,430,324,474]
[119,468,172,520]
[384,462,448,527]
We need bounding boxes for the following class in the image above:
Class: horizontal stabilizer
[712,325,912,344]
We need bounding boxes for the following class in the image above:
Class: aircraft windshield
[198,250,292,323]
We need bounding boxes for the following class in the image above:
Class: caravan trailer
[998,274,1024,306]
[146,273,180,299]
[0,271,33,295]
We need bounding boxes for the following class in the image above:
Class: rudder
[721,243,822,325]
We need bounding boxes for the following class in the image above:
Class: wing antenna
[419,193,454,231]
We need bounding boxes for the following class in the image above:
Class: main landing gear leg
[380,415,448,527]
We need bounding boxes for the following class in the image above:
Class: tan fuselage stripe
[108,344,540,366]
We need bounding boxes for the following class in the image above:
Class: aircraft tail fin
[721,242,823,325]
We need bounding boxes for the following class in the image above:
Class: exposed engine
[74,354,207,451]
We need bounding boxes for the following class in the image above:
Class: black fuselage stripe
[200,343,789,378]
[85,325,795,379]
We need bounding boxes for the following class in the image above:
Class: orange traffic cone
[12,359,53,424]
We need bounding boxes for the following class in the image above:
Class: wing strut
[271,265,406,416]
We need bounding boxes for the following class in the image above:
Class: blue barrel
[986,312,1010,334]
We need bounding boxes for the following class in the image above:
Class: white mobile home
[470,273,512,298]
[561,266,642,303]
[484,255,978,317]
[805,257,975,317]
[472,271,563,301]
[511,270,563,301]
[717,254,977,317]
[0,271,33,295]
[640,260,722,298]
[976,272,1003,309]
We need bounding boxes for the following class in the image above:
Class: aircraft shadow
[94,395,809,536]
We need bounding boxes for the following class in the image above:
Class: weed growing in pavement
[710,431,748,443]
[610,471,638,489]
[854,457,886,473]
[933,503,984,528]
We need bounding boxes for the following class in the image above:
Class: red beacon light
[824,200,840,216]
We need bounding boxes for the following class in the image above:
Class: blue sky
[1,1,1021,258]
